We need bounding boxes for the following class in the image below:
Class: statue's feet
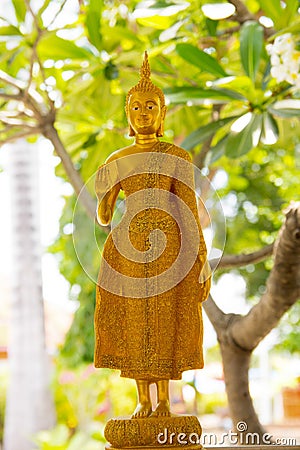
[150,400,171,418]
[131,401,152,419]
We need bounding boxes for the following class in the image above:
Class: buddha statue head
[125,52,167,137]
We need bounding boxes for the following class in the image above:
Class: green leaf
[270,19,300,39]
[38,33,92,60]
[225,113,263,158]
[260,112,279,145]
[210,76,259,102]
[205,18,218,37]
[164,86,244,104]
[11,0,26,23]
[209,135,229,163]
[257,0,281,24]
[240,21,263,82]
[86,0,102,51]
[103,26,142,51]
[181,116,239,150]
[137,15,174,29]
[37,0,52,17]
[258,0,298,28]
[284,0,299,26]
[133,1,189,18]
[176,43,227,78]
[82,132,99,149]
[0,25,22,36]
[268,100,300,118]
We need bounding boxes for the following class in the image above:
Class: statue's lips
[138,119,152,126]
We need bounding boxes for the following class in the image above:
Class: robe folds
[94,141,210,380]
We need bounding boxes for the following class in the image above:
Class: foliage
[34,424,104,450]
[0,369,8,444]
[49,192,107,366]
[0,1,300,357]
[275,302,300,354]
[34,363,137,449]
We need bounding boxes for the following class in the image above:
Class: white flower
[271,66,287,83]
[270,54,280,66]
[273,33,293,53]
[268,33,300,87]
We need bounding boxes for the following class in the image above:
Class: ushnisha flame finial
[125,51,165,114]
[140,51,151,81]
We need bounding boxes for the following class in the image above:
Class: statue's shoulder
[161,142,192,162]
[105,145,135,164]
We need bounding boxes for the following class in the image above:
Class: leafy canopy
[1,0,299,360]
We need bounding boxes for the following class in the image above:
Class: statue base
[106,446,202,450]
[104,415,202,448]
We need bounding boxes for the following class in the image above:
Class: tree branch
[0,92,24,102]
[228,0,256,23]
[0,128,41,145]
[0,70,24,91]
[210,243,274,270]
[228,0,275,38]
[42,123,96,221]
[202,294,228,332]
[230,202,300,351]
[46,0,69,29]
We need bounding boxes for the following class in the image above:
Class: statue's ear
[128,124,135,137]
[157,106,167,137]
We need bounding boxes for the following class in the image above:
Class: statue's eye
[133,106,139,110]
[148,106,153,110]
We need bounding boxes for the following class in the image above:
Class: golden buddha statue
[94,52,211,446]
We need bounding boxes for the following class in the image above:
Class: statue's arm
[97,185,120,226]
[95,160,120,226]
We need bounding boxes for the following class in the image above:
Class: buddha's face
[127,91,165,136]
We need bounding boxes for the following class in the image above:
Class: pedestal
[106,446,201,450]
[104,415,202,448]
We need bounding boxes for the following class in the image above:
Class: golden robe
[94,142,210,380]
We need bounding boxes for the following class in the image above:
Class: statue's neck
[135,133,159,149]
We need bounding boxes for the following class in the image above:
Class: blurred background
[0,0,300,449]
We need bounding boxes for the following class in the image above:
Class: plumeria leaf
[181,116,239,150]
[225,113,263,158]
[260,112,279,145]
[271,20,300,39]
[206,135,229,164]
[37,0,52,17]
[164,86,244,104]
[240,21,264,82]
[269,100,300,118]
[0,25,22,36]
[37,33,92,60]
[137,15,174,29]
[176,43,227,78]
[258,0,298,28]
[284,0,299,26]
[257,0,282,24]
[133,2,189,18]
[85,0,102,51]
[11,0,27,23]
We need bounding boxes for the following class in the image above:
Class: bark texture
[204,202,300,436]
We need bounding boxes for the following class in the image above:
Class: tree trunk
[219,331,266,437]
[3,140,55,450]
[204,202,300,438]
